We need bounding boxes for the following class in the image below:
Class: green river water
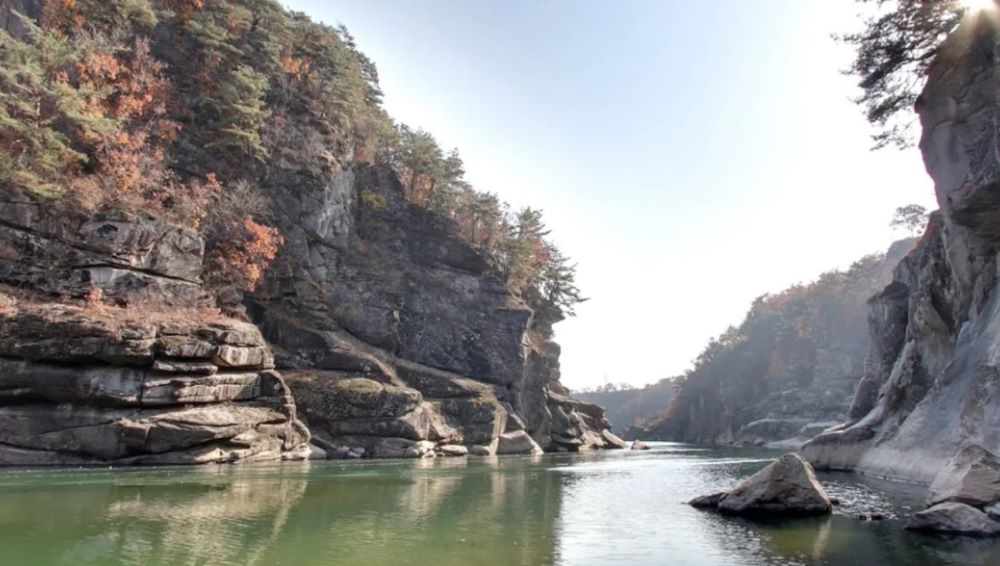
[1,443,998,565]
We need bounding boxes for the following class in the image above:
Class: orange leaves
[206,217,283,292]
[41,0,84,34]
[56,36,193,218]
[76,39,169,126]
[280,53,312,81]
[162,0,205,26]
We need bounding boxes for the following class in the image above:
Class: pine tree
[839,0,970,148]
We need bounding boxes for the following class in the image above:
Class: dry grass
[0,283,226,326]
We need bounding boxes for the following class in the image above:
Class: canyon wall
[803,11,1000,483]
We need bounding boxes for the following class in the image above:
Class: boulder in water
[601,429,627,449]
[689,492,726,509]
[496,430,543,455]
[631,440,650,451]
[928,444,1000,507]
[906,502,1000,536]
[695,453,831,516]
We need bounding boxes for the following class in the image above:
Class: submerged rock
[437,444,469,457]
[928,444,1000,507]
[496,430,544,455]
[689,492,726,509]
[693,453,831,516]
[601,428,628,449]
[906,502,1000,536]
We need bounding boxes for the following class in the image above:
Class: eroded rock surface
[692,453,832,516]
[803,11,1000,483]
[252,165,621,457]
[0,186,207,305]
[928,444,1000,507]
[0,183,307,465]
[0,303,307,465]
[906,502,1000,536]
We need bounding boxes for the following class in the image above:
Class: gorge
[6,0,1000,563]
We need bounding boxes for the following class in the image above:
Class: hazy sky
[284,0,938,390]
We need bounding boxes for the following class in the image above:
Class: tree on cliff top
[891,203,929,235]
[840,0,972,148]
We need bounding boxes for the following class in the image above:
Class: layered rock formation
[0,187,308,464]
[251,165,622,457]
[0,165,618,464]
[0,1,621,465]
[803,11,1000,483]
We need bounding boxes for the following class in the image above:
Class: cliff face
[803,12,1000,482]
[0,0,621,464]
[0,187,309,464]
[645,241,911,447]
[252,165,622,457]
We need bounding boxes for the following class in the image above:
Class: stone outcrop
[906,502,1000,536]
[0,186,207,305]
[0,183,308,465]
[928,444,1000,507]
[0,167,617,464]
[803,11,1000,483]
[248,165,620,458]
[691,453,832,516]
[0,302,308,465]
[0,3,621,465]
[899,445,1000,537]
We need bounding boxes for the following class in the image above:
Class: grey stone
[496,430,543,455]
[437,444,469,457]
[907,502,1000,536]
[929,444,1000,507]
[689,492,726,509]
[715,453,831,516]
[601,428,627,449]
[469,445,493,456]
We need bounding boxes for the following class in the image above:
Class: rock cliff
[251,165,622,457]
[0,0,620,465]
[803,11,1000,483]
[0,162,619,464]
[0,186,308,464]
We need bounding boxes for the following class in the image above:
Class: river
[1,443,998,565]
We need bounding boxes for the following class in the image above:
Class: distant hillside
[644,240,915,446]
[574,380,673,435]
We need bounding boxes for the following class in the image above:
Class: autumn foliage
[205,217,282,292]
[2,0,584,317]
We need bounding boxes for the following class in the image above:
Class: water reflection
[0,446,999,565]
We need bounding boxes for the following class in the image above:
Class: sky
[284,0,938,391]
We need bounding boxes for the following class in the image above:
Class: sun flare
[962,0,998,12]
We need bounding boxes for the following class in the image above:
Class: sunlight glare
[963,0,998,12]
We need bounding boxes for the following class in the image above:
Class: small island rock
[690,453,831,516]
